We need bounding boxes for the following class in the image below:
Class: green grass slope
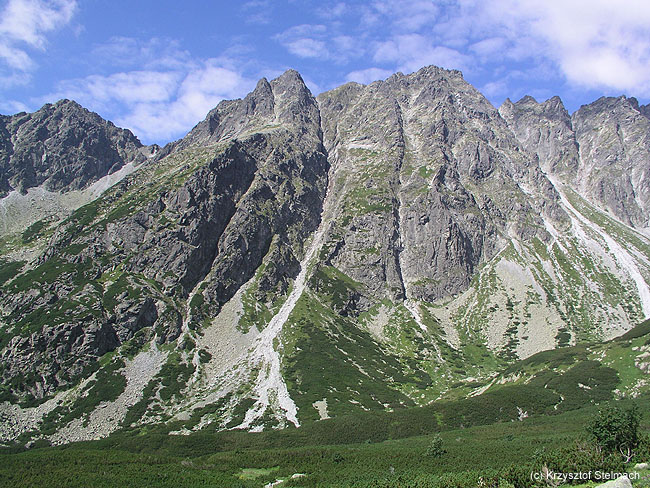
[3,321,650,487]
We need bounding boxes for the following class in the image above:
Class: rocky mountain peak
[502,90,650,228]
[407,64,464,82]
[499,93,578,178]
[269,69,320,133]
[271,68,306,89]
[501,95,569,121]
[639,102,650,119]
[573,95,640,121]
[0,100,144,197]
[179,69,320,150]
[571,95,650,227]
[249,77,274,104]
[499,97,514,110]
[542,95,567,113]
[51,98,84,111]
[516,95,538,105]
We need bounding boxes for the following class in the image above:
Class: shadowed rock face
[0,100,146,198]
[501,94,650,228]
[0,70,329,398]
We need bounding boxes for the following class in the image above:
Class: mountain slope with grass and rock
[1,66,649,446]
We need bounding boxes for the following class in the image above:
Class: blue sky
[2,0,650,145]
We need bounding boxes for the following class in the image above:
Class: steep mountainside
[0,100,152,239]
[500,94,650,230]
[0,66,649,446]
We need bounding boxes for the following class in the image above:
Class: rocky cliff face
[500,95,650,229]
[0,70,328,403]
[0,100,146,197]
[0,66,649,445]
[0,100,155,239]
[317,67,566,304]
[572,96,650,228]
[499,95,579,177]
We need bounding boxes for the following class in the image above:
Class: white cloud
[480,80,508,98]
[534,0,650,95]
[275,23,365,64]
[372,0,440,32]
[0,0,76,77]
[91,37,192,70]
[352,0,650,97]
[345,67,393,85]
[275,24,330,59]
[285,38,328,59]
[0,69,29,89]
[317,2,347,20]
[48,60,255,143]
[0,98,29,113]
[0,42,33,70]
[56,71,181,105]
[374,34,470,73]
[463,0,650,95]
[469,37,507,60]
[38,34,262,143]
[241,0,273,25]
[333,35,364,59]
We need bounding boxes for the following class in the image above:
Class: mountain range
[0,65,649,445]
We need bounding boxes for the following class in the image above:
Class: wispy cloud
[374,34,470,73]
[285,37,328,59]
[0,0,77,84]
[316,2,347,20]
[241,0,273,25]
[275,24,330,59]
[345,67,393,85]
[372,0,441,32]
[275,22,365,64]
[0,98,29,113]
[526,0,650,95]
[90,36,192,71]
[315,0,650,98]
[55,71,181,105]
[461,0,650,96]
[48,58,255,143]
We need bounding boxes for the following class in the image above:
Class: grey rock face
[1,65,649,422]
[0,100,146,197]
[129,69,328,312]
[499,95,579,177]
[572,96,650,227]
[317,67,561,302]
[502,94,650,228]
[639,102,650,120]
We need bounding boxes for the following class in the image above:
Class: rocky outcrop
[0,100,146,198]
[318,67,563,302]
[501,94,650,228]
[572,96,650,227]
[499,95,579,177]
